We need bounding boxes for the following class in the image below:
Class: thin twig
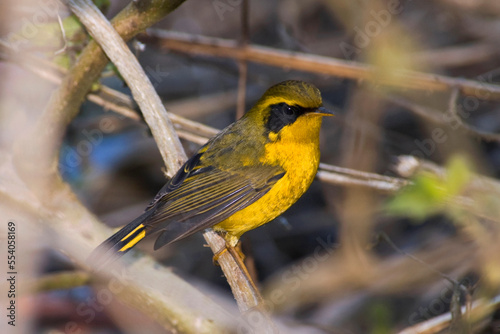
[392,155,500,225]
[411,42,496,69]
[54,11,69,55]
[318,163,410,192]
[393,155,500,194]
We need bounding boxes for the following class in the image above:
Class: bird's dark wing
[145,148,208,211]
[141,153,285,250]
[87,149,216,269]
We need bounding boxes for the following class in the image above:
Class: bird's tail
[87,210,153,270]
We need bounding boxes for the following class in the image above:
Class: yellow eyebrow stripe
[119,230,146,252]
[120,224,145,242]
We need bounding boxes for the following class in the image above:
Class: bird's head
[245,80,333,142]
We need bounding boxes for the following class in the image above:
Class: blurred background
[2,0,500,333]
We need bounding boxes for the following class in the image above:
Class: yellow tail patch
[119,224,146,252]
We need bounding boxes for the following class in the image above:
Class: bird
[88,80,332,268]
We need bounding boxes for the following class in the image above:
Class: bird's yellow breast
[214,115,322,246]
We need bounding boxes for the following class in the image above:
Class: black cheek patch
[266,103,301,133]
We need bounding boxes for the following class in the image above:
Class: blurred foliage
[368,301,393,334]
[386,155,472,220]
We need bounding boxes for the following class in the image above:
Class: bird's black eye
[282,104,294,116]
[266,102,304,133]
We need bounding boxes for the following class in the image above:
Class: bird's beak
[314,106,334,116]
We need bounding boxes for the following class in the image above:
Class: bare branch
[318,163,409,192]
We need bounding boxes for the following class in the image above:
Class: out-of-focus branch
[65,0,186,175]
[387,91,500,143]
[25,270,91,293]
[393,155,500,225]
[0,152,235,333]
[143,29,500,100]
[447,86,500,142]
[0,40,217,138]
[387,94,446,124]
[411,42,496,69]
[393,155,500,194]
[263,237,476,312]
[397,294,500,334]
[13,0,186,188]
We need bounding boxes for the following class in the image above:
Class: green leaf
[386,172,444,220]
